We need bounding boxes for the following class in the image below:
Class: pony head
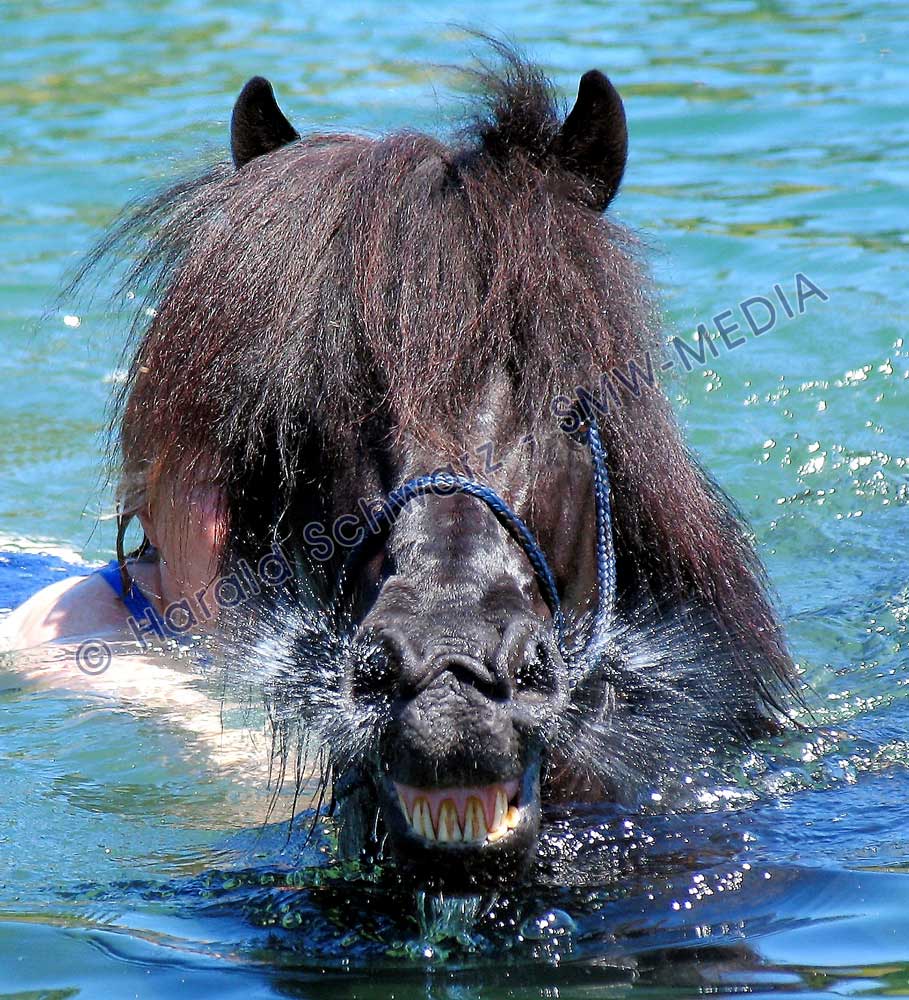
[96,42,794,887]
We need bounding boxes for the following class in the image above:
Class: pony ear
[550,70,628,211]
[230,76,299,168]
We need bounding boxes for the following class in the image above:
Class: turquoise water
[1,1,908,996]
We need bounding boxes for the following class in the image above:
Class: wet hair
[77,39,796,718]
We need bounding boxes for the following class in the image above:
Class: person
[1,482,225,650]
[0,484,290,800]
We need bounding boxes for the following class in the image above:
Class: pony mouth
[393,777,524,845]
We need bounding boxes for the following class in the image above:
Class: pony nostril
[350,646,396,705]
[350,627,414,704]
[514,639,559,698]
[493,619,562,700]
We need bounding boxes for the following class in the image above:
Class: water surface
[1,1,907,996]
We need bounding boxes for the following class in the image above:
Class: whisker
[554,599,761,799]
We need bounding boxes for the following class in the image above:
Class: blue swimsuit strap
[97,559,180,640]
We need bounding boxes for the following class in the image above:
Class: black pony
[91,43,795,887]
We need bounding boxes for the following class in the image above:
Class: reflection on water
[5,577,909,995]
[1,0,908,996]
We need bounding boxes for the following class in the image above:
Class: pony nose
[357,616,560,703]
[417,649,510,701]
[371,626,510,701]
[494,618,563,700]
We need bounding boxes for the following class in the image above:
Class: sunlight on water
[1,0,908,996]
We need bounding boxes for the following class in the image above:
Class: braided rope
[343,418,615,653]
[372,473,565,636]
[584,418,617,646]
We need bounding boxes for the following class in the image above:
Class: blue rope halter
[344,418,616,653]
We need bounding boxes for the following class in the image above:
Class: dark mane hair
[79,42,795,718]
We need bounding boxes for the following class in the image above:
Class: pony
[87,41,795,888]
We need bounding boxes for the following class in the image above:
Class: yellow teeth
[463,797,485,843]
[414,798,433,840]
[493,787,507,830]
[398,785,521,844]
[438,801,462,843]
[490,805,523,842]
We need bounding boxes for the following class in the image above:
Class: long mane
[78,42,796,719]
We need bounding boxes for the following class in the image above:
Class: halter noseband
[342,417,616,655]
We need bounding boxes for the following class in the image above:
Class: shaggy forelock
[78,44,795,717]
[111,107,655,482]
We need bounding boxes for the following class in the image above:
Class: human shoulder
[1,570,126,649]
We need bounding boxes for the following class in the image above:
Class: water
[1,0,907,995]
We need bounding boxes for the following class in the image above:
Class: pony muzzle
[349,611,558,882]
[378,764,543,885]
